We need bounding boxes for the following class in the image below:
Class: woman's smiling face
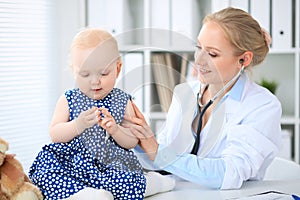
[194,21,241,86]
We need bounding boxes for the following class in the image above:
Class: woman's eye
[209,52,217,57]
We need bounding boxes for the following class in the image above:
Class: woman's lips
[199,68,211,74]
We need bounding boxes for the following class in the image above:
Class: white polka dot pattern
[28,88,146,200]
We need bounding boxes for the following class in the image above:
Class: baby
[29,28,174,200]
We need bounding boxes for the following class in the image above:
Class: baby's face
[71,41,121,100]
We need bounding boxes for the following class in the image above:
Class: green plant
[259,78,278,94]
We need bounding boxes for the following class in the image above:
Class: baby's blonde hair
[71,28,117,49]
[70,28,120,70]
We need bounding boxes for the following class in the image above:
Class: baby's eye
[101,71,110,76]
[195,45,202,50]
[79,72,89,77]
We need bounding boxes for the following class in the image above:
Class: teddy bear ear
[0,138,9,153]
[0,138,9,166]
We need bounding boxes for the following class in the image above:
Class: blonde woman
[125,7,282,190]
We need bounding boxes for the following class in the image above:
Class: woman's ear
[239,51,253,67]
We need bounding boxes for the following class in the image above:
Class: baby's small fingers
[86,112,99,121]
[99,107,112,117]
[91,116,100,124]
[99,117,111,127]
[99,107,108,113]
[85,106,98,115]
[106,121,114,128]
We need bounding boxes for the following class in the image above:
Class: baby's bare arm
[98,100,138,149]
[49,95,99,143]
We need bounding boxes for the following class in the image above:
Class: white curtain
[0,0,57,172]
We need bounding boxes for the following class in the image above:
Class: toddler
[29,28,174,200]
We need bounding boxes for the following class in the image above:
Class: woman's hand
[123,102,158,161]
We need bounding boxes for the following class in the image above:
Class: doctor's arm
[125,94,282,189]
[124,102,226,189]
[123,102,159,160]
[158,95,282,189]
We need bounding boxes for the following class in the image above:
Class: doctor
[124,7,282,189]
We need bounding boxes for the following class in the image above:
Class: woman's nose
[194,48,208,62]
[194,49,211,68]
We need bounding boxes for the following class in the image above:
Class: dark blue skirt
[29,138,146,200]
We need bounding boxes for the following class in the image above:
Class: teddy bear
[0,137,44,200]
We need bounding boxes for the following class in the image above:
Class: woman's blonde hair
[203,7,271,67]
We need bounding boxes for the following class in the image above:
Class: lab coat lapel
[198,101,226,158]
[169,83,198,155]
[198,75,247,157]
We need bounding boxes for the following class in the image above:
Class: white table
[145,179,300,200]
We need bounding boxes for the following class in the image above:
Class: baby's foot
[65,187,114,200]
[97,189,114,200]
[144,171,176,197]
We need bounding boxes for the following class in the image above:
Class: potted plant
[259,78,278,94]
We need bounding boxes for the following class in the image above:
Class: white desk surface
[145,179,300,200]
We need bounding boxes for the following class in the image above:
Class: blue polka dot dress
[29,88,146,200]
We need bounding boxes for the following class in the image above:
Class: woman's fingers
[123,123,153,139]
[131,102,146,121]
[130,127,147,139]
[124,102,148,127]
[123,123,143,138]
[124,115,145,127]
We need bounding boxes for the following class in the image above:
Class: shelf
[269,48,298,54]
[148,112,167,120]
[281,116,299,125]
[119,45,196,53]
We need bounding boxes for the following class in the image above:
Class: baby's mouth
[91,88,102,92]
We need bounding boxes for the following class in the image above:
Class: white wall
[55,0,86,99]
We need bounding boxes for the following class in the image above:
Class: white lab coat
[136,73,282,189]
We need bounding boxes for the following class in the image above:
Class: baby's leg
[144,171,176,197]
[64,188,114,200]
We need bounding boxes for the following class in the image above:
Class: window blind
[0,0,56,172]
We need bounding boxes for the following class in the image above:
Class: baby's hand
[74,106,99,134]
[98,107,118,136]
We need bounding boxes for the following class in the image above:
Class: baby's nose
[91,75,101,84]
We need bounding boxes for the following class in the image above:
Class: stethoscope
[190,61,245,155]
